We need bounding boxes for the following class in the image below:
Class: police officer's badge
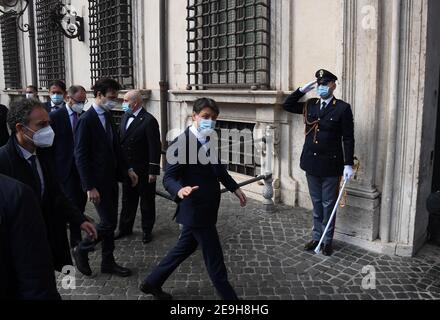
[319,70,324,78]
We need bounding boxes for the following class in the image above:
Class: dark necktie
[72,112,79,132]
[104,112,114,150]
[321,101,327,111]
[29,155,42,198]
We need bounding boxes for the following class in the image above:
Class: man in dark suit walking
[283,69,355,256]
[0,98,97,272]
[0,104,9,147]
[139,98,247,300]
[44,80,66,113]
[115,90,162,244]
[0,174,61,300]
[73,79,138,277]
[50,85,88,248]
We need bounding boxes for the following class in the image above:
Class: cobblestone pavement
[57,184,440,300]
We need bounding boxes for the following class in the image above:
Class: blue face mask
[317,85,332,99]
[50,94,64,105]
[198,119,216,133]
[122,102,131,113]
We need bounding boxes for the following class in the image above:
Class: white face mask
[71,103,84,114]
[25,93,35,99]
[25,125,55,148]
[101,100,117,111]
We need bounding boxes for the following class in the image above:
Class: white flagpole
[314,178,349,254]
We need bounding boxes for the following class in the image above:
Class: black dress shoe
[322,244,334,256]
[101,262,132,277]
[140,282,173,300]
[304,240,319,252]
[72,247,92,276]
[142,233,153,244]
[114,230,132,240]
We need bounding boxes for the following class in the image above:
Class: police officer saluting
[283,69,355,256]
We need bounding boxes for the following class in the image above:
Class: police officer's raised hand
[178,186,200,199]
[234,188,247,207]
[300,80,317,94]
[344,165,354,181]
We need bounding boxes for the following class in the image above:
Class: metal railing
[156,125,275,213]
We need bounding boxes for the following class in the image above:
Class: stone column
[334,0,381,243]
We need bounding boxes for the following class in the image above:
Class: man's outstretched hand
[177,186,200,200]
[234,188,247,207]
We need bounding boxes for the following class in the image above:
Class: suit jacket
[44,101,65,114]
[283,88,355,177]
[0,137,86,271]
[0,174,60,300]
[163,127,239,227]
[0,104,9,147]
[75,106,128,192]
[119,108,161,177]
[50,106,80,183]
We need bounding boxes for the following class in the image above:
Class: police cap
[315,69,338,85]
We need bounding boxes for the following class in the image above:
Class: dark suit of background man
[140,98,248,300]
[0,104,9,147]
[283,69,355,257]
[0,99,97,272]
[73,79,139,278]
[50,85,88,248]
[45,80,66,114]
[0,174,60,300]
[115,90,161,244]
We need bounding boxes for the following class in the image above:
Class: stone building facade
[1,0,439,257]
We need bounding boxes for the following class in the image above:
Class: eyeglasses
[71,97,89,104]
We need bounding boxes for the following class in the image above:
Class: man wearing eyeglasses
[50,85,89,249]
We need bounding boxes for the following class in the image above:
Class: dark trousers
[118,177,156,235]
[144,225,238,300]
[306,174,340,245]
[78,182,118,265]
[61,170,87,248]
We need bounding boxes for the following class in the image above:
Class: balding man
[115,90,161,244]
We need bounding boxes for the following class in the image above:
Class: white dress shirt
[51,101,63,112]
[320,96,334,110]
[190,124,208,145]
[125,107,142,130]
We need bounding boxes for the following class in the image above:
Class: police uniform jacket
[283,88,355,177]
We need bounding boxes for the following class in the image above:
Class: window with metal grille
[216,120,260,177]
[36,0,66,88]
[110,109,124,133]
[187,0,270,89]
[0,12,21,89]
[89,0,134,89]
